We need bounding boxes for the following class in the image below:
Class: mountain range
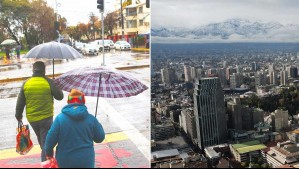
[152,18,299,43]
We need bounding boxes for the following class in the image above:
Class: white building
[184,64,192,82]
[271,109,289,132]
[110,0,150,43]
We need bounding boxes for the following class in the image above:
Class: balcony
[126,12,137,17]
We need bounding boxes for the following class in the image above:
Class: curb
[131,48,150,52]
[0,65,150,83]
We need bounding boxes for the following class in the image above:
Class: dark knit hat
[68,89,86,104]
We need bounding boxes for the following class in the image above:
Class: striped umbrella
[54,66,148,116]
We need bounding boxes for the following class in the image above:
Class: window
[139,7,143,13]
[139,20,144,26]
[126,8,137,16]
[127,20,137,28]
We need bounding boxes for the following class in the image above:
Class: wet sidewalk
[0,52,150,168]
[0,132,148,168]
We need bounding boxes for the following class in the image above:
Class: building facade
[110,0,150,45]
[255,71,267,87]
[230,73,242,89]
[194,77,227,150]
[280,70,288,86]
[227,96,243,130]
[271,109,289,132]
[190,66,203,81]
[161,68,176,84]
[290,66,298,78]
[181,108,198,144]
[184,64,192,82]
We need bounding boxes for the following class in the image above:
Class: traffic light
[97,0,104,11]
[146,0,149,8]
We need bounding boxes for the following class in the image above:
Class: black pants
[17,51,20,59]
[29,117,53,162]
[5,52,10,60]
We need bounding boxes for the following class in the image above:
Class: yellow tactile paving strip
[0,131,128,160]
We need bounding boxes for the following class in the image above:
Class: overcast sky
[152,0,299,28]
[45,0,117,26]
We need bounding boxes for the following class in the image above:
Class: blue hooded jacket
[44,104,105,168]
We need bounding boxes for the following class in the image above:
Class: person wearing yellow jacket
[15,61,64,162]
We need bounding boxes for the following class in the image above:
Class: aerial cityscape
[151,43,299,168]
[151,0,299,168]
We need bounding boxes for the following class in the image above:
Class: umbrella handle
[53,59,55,79]
[95,74,102,117]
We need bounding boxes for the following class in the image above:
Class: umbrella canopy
[23,41,83,79]
[54,66,148,98]
[24,41,82,59]
[1,39,17,45]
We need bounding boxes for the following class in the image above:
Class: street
[0,50,150,168]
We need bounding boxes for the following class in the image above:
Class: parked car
[93,40,110,52]
[114,41,131,51]
[74,42,85,53]
[104,40,115,49]
[81,44,99,56]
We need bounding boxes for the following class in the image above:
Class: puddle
[0,82,22,99]
[131,54,150,60]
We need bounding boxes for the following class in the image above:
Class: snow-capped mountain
[152,18,299,42]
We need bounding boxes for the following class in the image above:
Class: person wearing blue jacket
[44,89,105,168]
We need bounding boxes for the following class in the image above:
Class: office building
[271,109,289,132]
[280,70,288,86]
[270,71,278,85]
[255,71,267,87]
[194,77,227,150]
[161,68,176,84]
[218,68,227,87]
[227,96,242,130]
[184,64,192,82]
[230,140,266,163]
[191,66,204,80]
[180,108,197,144]
[230,73,242,89]
[226,67,237,80]
[252,62,257,72]
[290,66,298,78]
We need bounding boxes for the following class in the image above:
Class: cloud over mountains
[152,18,299,43]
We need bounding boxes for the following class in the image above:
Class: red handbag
[16,121,33,155]
[41,157,59,168]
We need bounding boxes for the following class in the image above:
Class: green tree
[65,26,81,41]
[0,0,31,45]
[26,0,59,47]
[0,0,66,48]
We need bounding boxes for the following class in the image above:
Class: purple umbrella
[54,66,148,116]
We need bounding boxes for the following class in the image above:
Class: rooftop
[152,149,180,160]
[232,140,267,154]
[285,145,299,153]
[205,147,220,159]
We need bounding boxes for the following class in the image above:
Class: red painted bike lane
[0,140,149,168]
